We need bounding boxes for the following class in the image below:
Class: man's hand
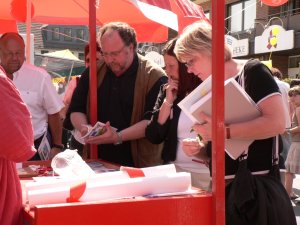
[85,122,119,145]
[50,147,62,159]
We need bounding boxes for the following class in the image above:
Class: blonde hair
[174,20,232,62]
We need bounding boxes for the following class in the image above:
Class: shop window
[64,28,72,41]
[52,27,60,41]
[289,55,300,68]
[76,29,85,42]
[227,0,256,32]
[281,0,300,16]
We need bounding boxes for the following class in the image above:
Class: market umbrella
[1,0,207,158]
[3,0,207,42]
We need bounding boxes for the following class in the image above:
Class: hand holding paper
[191,112,212,142]
[85,122,118,145]
[178,77,261,159]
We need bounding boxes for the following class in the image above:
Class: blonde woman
[285,86,300,199]
[174,20,295,225]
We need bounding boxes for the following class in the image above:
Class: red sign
[262,0,288,6]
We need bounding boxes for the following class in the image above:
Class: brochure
[178,77,261,159]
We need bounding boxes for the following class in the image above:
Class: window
[64,28,72,41]
[289,55,300,68]
[52,27,60,40]
[281,0,300,16]
[227,0,256,32]
[76,29,85,42]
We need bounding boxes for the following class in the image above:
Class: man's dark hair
[270,67,283,80]
[98,22,137,50]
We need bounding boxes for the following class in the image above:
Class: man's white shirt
[13,63,64,140]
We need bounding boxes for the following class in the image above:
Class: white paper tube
[25,171,129,192]
[26,164,177,194]
[27,172,191,206]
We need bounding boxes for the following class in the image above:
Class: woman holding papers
[174,20,296,225]
[145,38,210,190]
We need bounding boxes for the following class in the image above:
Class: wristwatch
[114,131,123,145]
[52,144,64,150]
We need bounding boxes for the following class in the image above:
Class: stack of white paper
[178,77,261,159]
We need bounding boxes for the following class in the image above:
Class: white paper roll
[27,172,191,206]
[26,164,177,193]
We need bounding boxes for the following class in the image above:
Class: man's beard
[108,62,126,75]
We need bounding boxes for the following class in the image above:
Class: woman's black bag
[225,137,296,225]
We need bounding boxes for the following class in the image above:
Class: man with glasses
[68,22,167,167]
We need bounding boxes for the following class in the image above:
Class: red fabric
[0,67,36,225]
[67,182,87,203]
[0,20,18,34]
[262,0,288,6]
[121,167,145,178]
[1,0,207,42]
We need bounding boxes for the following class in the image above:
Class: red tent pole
[211,1,225,225]
[26,0,32,64]
[89,0,98,159]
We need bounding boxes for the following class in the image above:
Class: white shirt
[13,63,64,140]
[173,111,210,174]
[274,77,291,128]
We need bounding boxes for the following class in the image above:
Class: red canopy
[1,0,207,42]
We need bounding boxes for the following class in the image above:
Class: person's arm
[61,78,77,119]
[66,69,90,132]
[229,94,285,140]
[194,93,285,142]
[0,72,36,162]
[145,85,171,144]
[157,77,178,124]
[86,120,148,145]
[48,112,63,158]
[70,112,89,135]
[288,107,300,134]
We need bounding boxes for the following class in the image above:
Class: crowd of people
[0,20,298,225]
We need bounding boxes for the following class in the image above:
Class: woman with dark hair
[83,43,102,67]
[145,38,210,190]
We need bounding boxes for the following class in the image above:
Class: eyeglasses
[101,45,126,58]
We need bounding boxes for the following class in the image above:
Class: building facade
[194,0,300,78]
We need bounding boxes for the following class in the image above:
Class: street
[291,175,300,224]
